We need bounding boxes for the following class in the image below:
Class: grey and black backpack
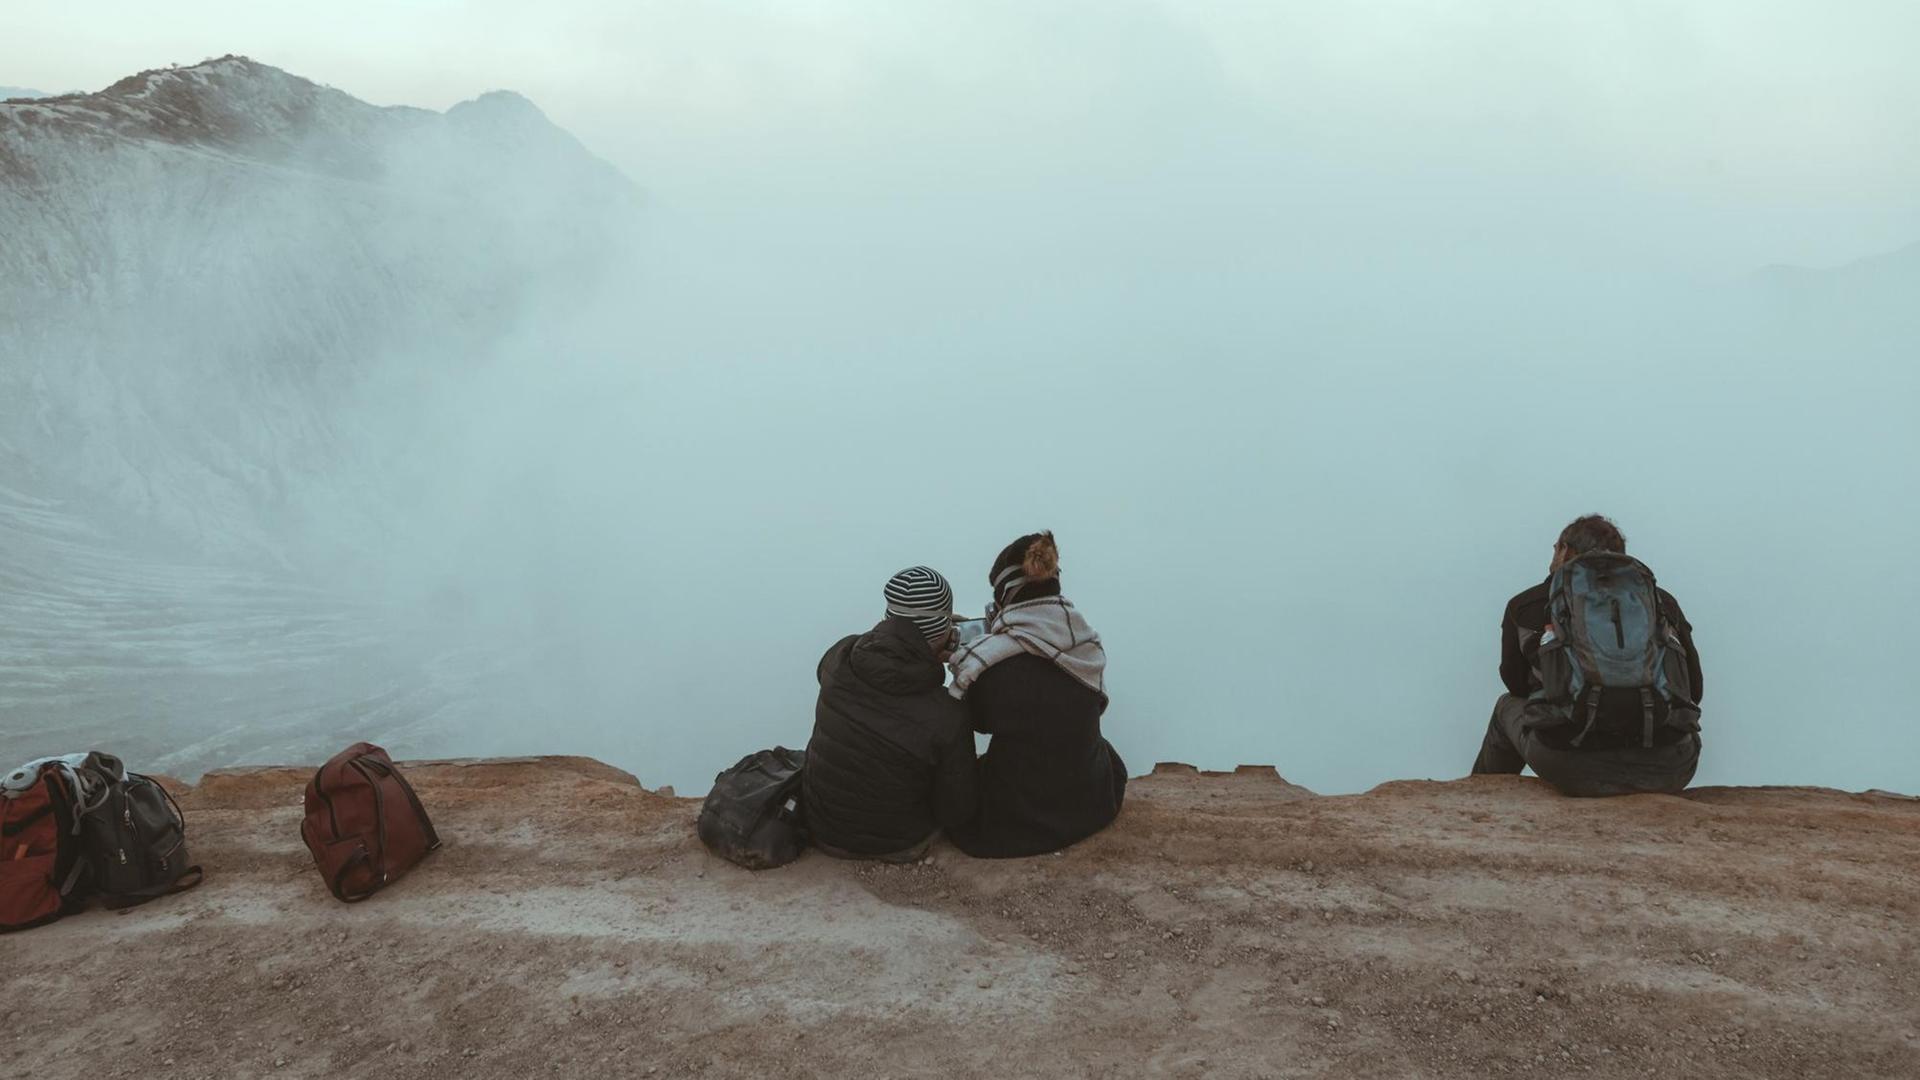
[78,767,203,909]
[1530,553,1701,749]
[58,753,203,909]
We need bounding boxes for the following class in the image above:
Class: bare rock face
[8,756,1917,1078]
[1145,760,1316,801]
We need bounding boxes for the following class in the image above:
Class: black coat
[948,654,1127,859]
[803,616,978,856]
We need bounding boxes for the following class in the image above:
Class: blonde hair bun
[1023,531,1059,580]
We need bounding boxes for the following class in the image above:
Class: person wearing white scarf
[945,532,1128,859]
[947,593,1105,701]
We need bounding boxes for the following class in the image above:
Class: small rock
[1102,951,1117,960]
[273,1059,287,1069]
[1535,995,1547,1004]
[1301,861,1314,872]
[976,977,993,989]
[1310,996,1328,1007]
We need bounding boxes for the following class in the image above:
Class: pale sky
[5,1,1919,273]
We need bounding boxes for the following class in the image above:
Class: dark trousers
[1473,694,1700,797]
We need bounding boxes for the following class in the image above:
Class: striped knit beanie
[884,566,956,647]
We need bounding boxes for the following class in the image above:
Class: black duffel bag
[697,747,807,870]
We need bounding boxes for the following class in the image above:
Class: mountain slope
[0,56,637,554]
[0,57,640,776]
[1749,239,1920,350]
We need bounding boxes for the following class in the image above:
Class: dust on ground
[7,757,1918,1079]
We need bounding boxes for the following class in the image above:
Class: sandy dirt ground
[6,756,1918,1079]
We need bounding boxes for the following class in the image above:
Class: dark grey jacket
[802,617,978,856]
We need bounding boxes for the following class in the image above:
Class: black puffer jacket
[803,616,978,856]
[948,655,1127,859]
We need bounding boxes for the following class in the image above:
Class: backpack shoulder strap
[355,755,440,852]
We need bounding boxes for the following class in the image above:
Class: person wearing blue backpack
[1471,515,1704,796]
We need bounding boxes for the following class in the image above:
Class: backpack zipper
[347,758,390,884]
[118,788,133,866]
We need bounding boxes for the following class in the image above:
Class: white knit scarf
[947,595,1106,701]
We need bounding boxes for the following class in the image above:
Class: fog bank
[3,6,1917,795]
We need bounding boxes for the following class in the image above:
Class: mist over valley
[2,46,1914,797]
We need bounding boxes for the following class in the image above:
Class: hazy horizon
[9,2,1920,275]
[3,4,1916,797]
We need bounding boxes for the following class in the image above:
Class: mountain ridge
[0,56,644,776]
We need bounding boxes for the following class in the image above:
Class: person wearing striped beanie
[883,565,958,654]
[801,565,979,862]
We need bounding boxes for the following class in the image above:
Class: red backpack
[300,743,442,903]
[1,769,86,932]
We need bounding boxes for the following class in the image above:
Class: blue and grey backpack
[1530,553,1701,749]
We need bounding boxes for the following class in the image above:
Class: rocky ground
[7,757,1918,1079]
